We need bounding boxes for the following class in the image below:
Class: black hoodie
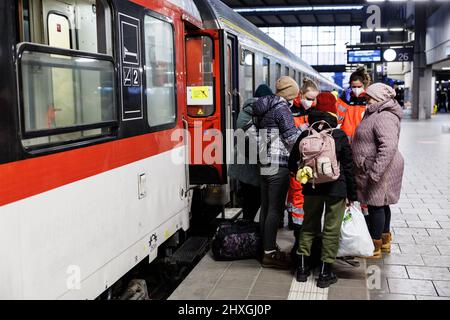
[288,109,357,201]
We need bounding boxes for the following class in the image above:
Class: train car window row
[17,0,117,148]
[144,14,176,127]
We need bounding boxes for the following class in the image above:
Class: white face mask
[301,99,314,110]
[352,87,365,97]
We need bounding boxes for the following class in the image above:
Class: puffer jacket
[352,98,404,206]
[288,109,357,201]
[252,95,300,168]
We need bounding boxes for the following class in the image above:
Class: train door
[225,35,239,175]
[185,29,225,185]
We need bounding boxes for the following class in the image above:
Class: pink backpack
[299,121,340,186]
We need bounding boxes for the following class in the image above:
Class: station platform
[169,114,450,300]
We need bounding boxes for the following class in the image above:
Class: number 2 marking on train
[132,68,140,86]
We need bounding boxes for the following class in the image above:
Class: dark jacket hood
[307,109,338,130]
[367,98,403,120]
[253,95,286,116]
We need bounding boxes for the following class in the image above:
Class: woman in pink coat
[352,83,404,259]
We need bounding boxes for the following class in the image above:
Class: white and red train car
[0,0,204,299]
[0,0,340,299]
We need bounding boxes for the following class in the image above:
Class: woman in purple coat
[352,83,404,259]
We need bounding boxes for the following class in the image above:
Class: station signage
[347,49,382,63]
[382,47,414,62]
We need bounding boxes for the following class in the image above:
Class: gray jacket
[228,99,260,187]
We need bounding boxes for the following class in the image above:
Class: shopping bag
[337,204,374,257]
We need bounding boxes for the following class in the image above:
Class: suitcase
[212,219,262,261]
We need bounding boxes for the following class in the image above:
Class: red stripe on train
[0,130,181,207]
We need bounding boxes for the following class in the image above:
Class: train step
[216,207,243,220]
[171,236,209,265]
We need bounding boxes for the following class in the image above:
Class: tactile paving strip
[288,270,329,300]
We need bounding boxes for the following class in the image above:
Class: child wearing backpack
[288,92,357,288]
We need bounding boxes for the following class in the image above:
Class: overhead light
[389,28,405,32]
[234,5,364,13]
[360,28,374,32]
[367,0,385,2]
[375,28,389,32]
[442,67,450,70]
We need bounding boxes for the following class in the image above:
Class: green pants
[297,196,346,264]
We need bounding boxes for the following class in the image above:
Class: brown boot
[381,232,392,253]
[366,239,382,259]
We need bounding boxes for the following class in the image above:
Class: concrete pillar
[412,4,432,119]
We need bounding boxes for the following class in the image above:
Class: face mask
[301,99,314,110]
[352,87,365,97]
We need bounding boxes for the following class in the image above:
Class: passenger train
[0,0,341,299]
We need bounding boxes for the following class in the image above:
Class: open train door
[185,29,233,186]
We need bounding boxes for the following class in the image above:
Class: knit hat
[315,92,338,114]
[275,76,299,101]
[254,84,273,98]
[366,83,396,102]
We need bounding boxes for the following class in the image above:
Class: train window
[17,0,116,148]
[20,0,113,55]
[186,36,214,117]
[275,63,281,80]
[144,15,176,127]
[262,58,270,85]
[285,66,289,77]
[243,50,254,102]
[292,70,296,80]
[19,48,116,147]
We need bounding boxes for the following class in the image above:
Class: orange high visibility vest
[341,104,366,143]
[286,113,308,225]
[336,98,348,126]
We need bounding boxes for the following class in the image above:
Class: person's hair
[300,78,319,94]
[349,67,371,88]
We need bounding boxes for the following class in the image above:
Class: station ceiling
[221,0,368,27]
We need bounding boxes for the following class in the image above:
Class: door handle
[181,116,190,198]
[233,89,243,109]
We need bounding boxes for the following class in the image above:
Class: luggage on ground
[212,219,262,261]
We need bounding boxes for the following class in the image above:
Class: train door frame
[224,33,239,182]
[184,28,227,185]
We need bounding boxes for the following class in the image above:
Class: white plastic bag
[337,204,374,257]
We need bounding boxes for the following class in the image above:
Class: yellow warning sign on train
[187,86,214,106]
[191,86,209,99]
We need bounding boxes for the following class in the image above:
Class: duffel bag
[212,219,262,261]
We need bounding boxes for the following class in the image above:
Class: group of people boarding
[228,67,405,288]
